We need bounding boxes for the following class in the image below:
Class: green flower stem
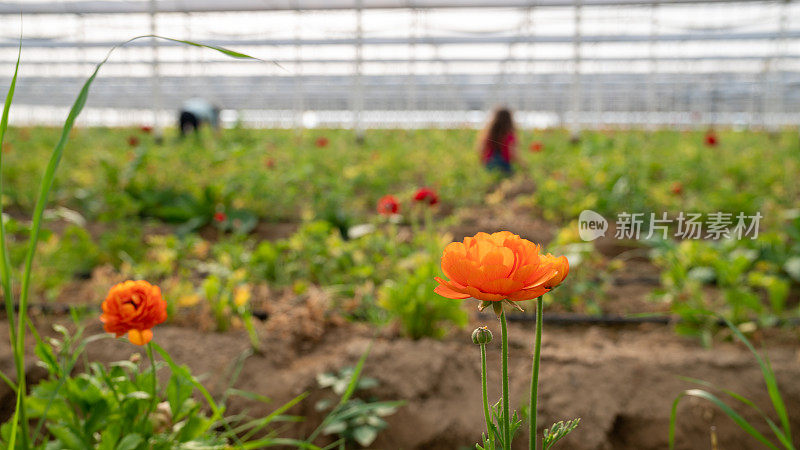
[529,297,544,450]
[480,342,494,449]
[146,342,158,415]
[500,309,511,450]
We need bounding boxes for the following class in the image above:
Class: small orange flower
[434,232,568,303]
[101,280,167,345]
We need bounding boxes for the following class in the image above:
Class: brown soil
[2,310,798,450]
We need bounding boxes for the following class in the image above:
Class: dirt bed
[2,313,798,450]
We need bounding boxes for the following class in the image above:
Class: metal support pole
[150,0,162,141]
[353,0,365,142]
[407,9,418,115]
[647,3,659,129]
[775,0,789,128]
[524,6,535,117]
[570,0,582,137]
[293,7,304,131]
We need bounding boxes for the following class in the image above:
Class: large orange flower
[434,231,568,303]
[101,280,167,345]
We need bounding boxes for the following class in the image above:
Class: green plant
[314,367,402,447]
[650,234,799,345]
[200,268,260,350]
[379,251,468,339]
[669,317,794,449]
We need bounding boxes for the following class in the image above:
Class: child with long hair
[478,107,517,174]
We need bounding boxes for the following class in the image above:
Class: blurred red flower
[413,187,439,206]
[315,137,329,148]
[671,182,683,195]
[140,125,153,134]
[265,157,275,169]
[377,195,400,215]
[530,141,543,152]
[704,132,718,147]
[214,212,227,222]
[127,135,140,147]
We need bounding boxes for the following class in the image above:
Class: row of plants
[2,126,797,232]
[649,211,800,345]
[10,203,798,343]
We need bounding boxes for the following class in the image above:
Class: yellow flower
[233,285,251,307]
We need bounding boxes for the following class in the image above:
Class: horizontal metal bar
[0,55,797,65]
[0,0,783,15]
[2,29,800,49]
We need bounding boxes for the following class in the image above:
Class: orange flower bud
[101,280,167,345]
[434,231,566,303]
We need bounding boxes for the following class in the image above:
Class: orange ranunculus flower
[101,280,167,345]
[434,231,568,303]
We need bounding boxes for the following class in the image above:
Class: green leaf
[352,426,379,447]
[125,391,151,400]
[167,371,195,421]
[542,418,580,450]
[115,433,144,450]
[47,423,86,450]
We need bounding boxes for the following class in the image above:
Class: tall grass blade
[722,317,792,445]
[1,34,25,450]
[669,389,779,450]
[678,376,792,448]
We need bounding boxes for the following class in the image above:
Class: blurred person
[178,97,220,137]
[478,107,518,174]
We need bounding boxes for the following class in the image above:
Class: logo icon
[578,210,607,241]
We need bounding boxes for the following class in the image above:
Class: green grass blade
[679,376,793,449]
[722,317,792,445]
[1,34,25,450]
[338,342,372,407]
[239,438,322,449]
[238,392,310,442]
[0,369,15,392]
[0,24,19,343]
[669,389,779,450]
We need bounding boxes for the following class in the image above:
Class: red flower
[705,132,718,147]
[530,141,543,152]
[671,182,683,195]
[214,212,227,222]
[413,187,439,206]
[265,158,275,169]
[127,135,140,147]
[140,125,153,134]
[315,137,329,148]
[377,195,399,215]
